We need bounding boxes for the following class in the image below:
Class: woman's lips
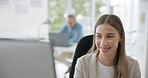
[100,47,111,52]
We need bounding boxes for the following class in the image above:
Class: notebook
[49,32,72,47]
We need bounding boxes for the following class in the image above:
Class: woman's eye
[107,36,114,38]
[96,35,101,38]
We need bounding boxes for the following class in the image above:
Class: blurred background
[0,0,148,78]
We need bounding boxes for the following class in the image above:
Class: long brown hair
[88,14,128,78]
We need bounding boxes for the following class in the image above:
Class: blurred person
[59,15,83,43]
[74,14,141,78]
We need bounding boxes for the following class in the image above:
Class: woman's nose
[100,38,108,46]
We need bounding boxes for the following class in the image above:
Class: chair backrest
[69,35,93,78]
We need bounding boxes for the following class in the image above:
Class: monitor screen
[0,39,56,78]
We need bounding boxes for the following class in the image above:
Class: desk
[54,43,77,67]
[41,40,77,66]
[54,44,77,78]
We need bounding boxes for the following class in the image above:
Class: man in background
[59,15,83,43]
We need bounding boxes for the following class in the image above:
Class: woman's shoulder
[80,52,96,58]
[127,56,138,64]
[126,56,141,77]
[78,53,96,63]
[79,53,91,61]
[126,56,140,70]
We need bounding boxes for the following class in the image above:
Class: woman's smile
[100,47,111,52]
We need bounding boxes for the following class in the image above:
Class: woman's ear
[119,42,122,45]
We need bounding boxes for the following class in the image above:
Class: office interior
[0,0,148,78]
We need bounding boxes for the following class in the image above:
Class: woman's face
[95,24,120,58]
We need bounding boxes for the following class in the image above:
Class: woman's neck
[97,53,114,66]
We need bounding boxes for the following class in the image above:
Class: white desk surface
[54,43,77,53]
[54,43,77,67]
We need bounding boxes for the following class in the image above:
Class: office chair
[69,35,93,78]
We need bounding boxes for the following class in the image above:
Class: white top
[97,60,114,78]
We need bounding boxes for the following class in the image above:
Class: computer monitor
[49,32,72,47]
[0,39,56,78]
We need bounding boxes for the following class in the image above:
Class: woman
[74,14,141,78]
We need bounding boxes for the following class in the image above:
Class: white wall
[0,0,48,39]
[136,0,148,78]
